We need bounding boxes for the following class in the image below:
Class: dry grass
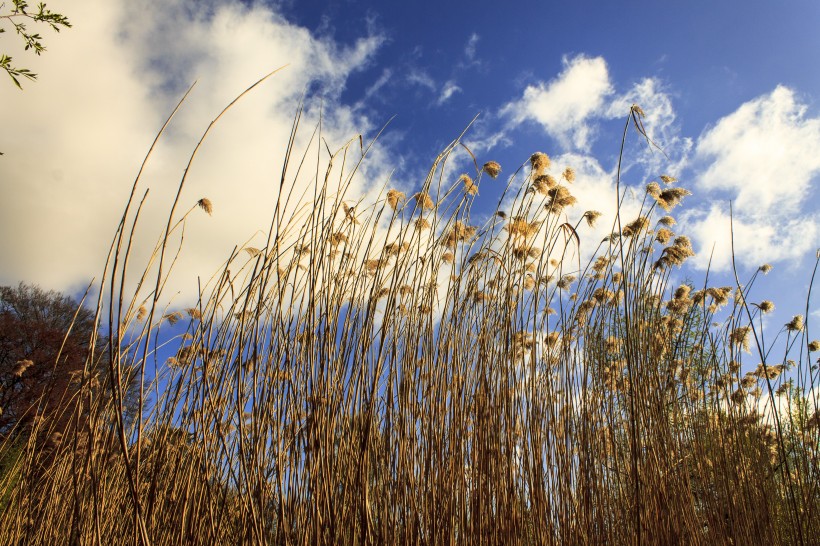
[0,88,818,546]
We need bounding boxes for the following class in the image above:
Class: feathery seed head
[623,216,650,237]
[730,326,752,352]
[532,174,557,195]
[386,189,406,210]
[530,152,551,173]
[483,161,502,178]
[414,192,435,210]
[197,198,213,215]
[459,174,478,195]
[655,228,673,245]
[414,217,431,231]
[581,210,602,228]
[786,315,804,332]
[545,185,577,213]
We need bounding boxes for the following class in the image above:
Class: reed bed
[0,92,818,545]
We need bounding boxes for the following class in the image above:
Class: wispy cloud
[500,55,614,150]
[437,80,462,105]
[465,33,479,60]
[684,86,820,271]
[407,68,437,91]
[361,67,393,102]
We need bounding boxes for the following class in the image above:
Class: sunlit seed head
[483,161,502,178]
[557,275,576,289]
[583,210,603,228]
[776,380,793,396]
[165,311,182,325]
[758,300,775,314]
[674,285,692,300]
[656,187,691,211]
[655,228,673,245]
[786,315,804,332]
[612,272,623,284]
[197,198,213,215]
[186,307,202,320]
[414,192,435,210]
[545,331,560,347]
[730,388,746,405]
[136,305,147,322]
[545,185,577,213]
[730,325,752,352]
[459,174,478,196]
[646,181,661,198]
[530,152,551,173]
[728,360,741,373]
[759,263,773,274]
[365,259,384,272]
[592,256,610,272]
[658,216,676,226]
[532,174,554,195]
[808,340,820,352]
[386,189,406,210]
[523,275,535,290]
[414,218,431,231]
[660,174,677,185]
[741,374,756,389]
[623,216,650,237]
[563,167,575,183]
[442,252,455,264]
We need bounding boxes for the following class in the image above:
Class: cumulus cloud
[497,55,689,174]
[0,0,386,304]
[500,55,614,150]
[606,77,692,174]
[685,86,820,271]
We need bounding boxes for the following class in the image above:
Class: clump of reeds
[0,84,817,546]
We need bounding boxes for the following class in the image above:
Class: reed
[0,85,817,546]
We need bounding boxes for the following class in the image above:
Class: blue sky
[0,0,818,329]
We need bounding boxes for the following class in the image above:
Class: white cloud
[682,205,818,272]
[695,86,820,214]
[361,68,393,102]
[407,68,436,91]
[606,77,692,174]
[685,86,820,270]
[465,33,479,60]
[500,55,613,150]
[437,80,462,105]
[0,0,386,304]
